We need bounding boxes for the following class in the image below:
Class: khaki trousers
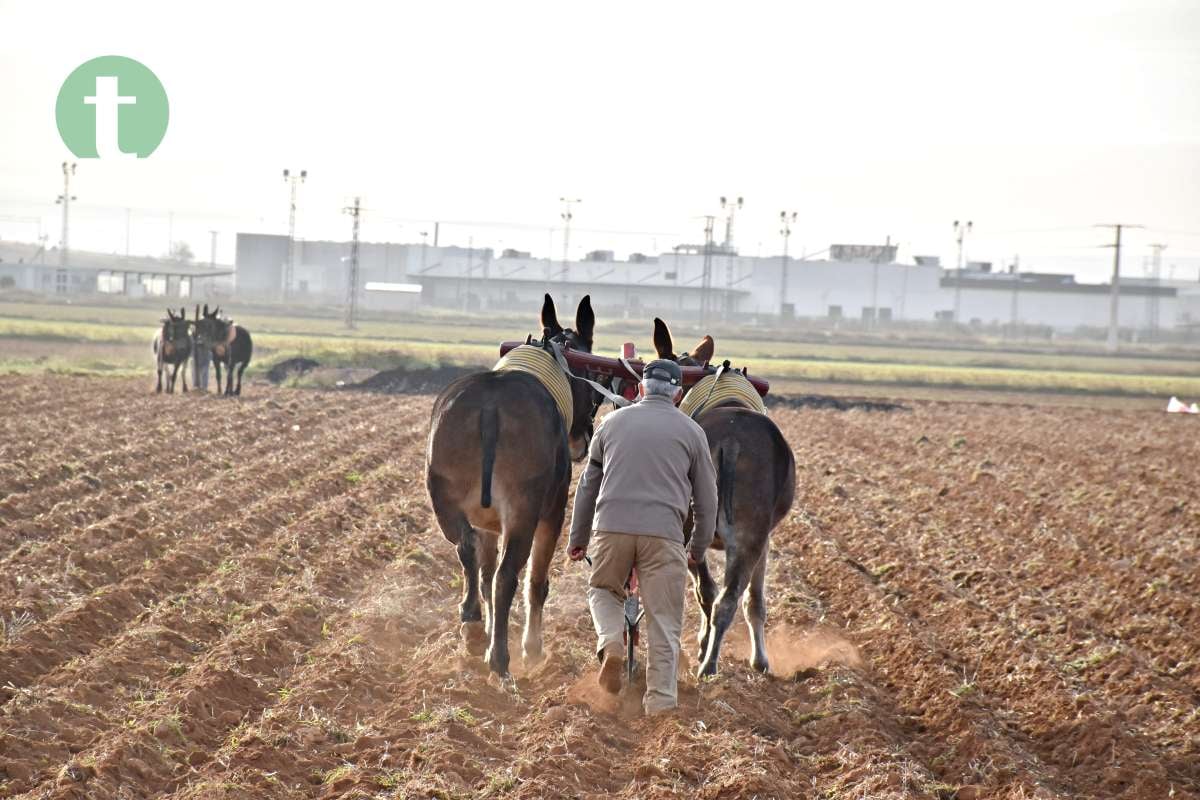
[587,531,687,713]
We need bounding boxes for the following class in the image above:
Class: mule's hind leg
[698,541,763,678]
[180,362,188,393]
[488,529,535,677]
[689,556,718,662]
[213,360,223,393]
[522,516,561,666]
[429,493,487,657]
[477,534,498,639]
[744,549,769,673]
[235,362,246,395]
[156,366,163,393]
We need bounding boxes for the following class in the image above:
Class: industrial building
[0,240,233,298]
[234,232,1195,333]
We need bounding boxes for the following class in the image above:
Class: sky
[1,0,1199,282]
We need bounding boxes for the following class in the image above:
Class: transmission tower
[344,197,361,329]
[699,215,716,326]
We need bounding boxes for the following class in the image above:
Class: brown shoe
[598,650,624,694]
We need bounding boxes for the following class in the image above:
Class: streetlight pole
[283,168,307,300]
[952,219,972,324]
[719,196,743,319]
[779,211,796,320]
[559,197,580,281]
[56,162,77,267]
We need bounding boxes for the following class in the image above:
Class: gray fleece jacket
[568,393,718,560]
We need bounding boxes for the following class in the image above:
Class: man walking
[568,359,717,714]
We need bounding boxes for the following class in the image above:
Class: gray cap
[643,358,682,386]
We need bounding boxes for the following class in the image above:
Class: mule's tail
[479,403,499,508]
[717,438,739,528]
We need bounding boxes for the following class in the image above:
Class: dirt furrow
[11,457,424,799]
[0,409,418,708]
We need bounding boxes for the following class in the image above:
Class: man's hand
[688,551,701,569]
[568,546,588,562]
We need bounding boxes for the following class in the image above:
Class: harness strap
[548,340,631,409]
[689,362,728,420]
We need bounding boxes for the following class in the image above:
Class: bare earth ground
[0,375,1197,799]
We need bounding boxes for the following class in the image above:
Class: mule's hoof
[750,657,770,674]
[523,648,546,668]
[696,662,719,679]
[461,622,487,656]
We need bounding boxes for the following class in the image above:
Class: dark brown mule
[653,318,795,677]
[426,294,603,678]
[153,307,192,394]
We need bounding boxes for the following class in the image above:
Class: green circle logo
[56,56,168,159]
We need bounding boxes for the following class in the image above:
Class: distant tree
[170,241,194,263]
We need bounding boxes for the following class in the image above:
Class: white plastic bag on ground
[1166,396,1200,414]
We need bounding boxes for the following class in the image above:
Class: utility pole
[1148,243,1167,335]
[952,219,972,324]
[1009,254,1020,338]
[1096,223,1142,352]
[719,196,743,319]
[283,168,307,300]
[779,211,796,320]
[55,162,77,267]
[869,236,889,330]
[343,197,361,329]
[419,230,429,274]
[463,236,473,311]
[559,197,580,281]
[699,215,716,327]
[209,230,218,269]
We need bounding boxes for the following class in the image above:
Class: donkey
[653,318,795,677]
[153,307,192,394]
[426,294,605,678]
[200,306,253,396]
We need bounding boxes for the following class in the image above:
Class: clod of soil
[766,393,908,412]
[347,364,481,395]
[265,357,321,383]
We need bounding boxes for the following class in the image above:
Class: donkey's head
[195,304,230,344]
[540,293,603,461]
[161,307,191,347]
[652,317,714,367]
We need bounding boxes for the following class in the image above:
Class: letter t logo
[84,76,136,159]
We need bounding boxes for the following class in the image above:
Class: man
[568,359,718,714]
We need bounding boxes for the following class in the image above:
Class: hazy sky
[2,0,1199,282]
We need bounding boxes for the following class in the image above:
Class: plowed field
[1,375,1197,799]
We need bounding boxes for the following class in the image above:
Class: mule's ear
[194,304,200,321]
[166,307,175,320]
[203,303,210,316]
[575,295,595,348]
[180,307,186,320]
[540,293,563,336]
[652,318,674,359]
[691,335,715,365]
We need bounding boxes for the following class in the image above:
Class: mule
[426,294,605,678]
[153,307,192,394]
[653,318,795,677]
[200,306,253,396]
